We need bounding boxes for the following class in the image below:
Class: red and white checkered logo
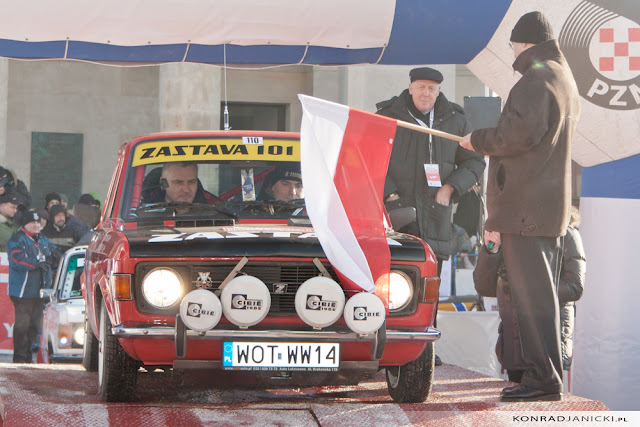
[590,17,640,81]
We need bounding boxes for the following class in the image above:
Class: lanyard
[408,110,434,163]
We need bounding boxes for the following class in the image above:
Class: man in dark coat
[461,11,581,401]
[42,204,89,253]
[376,67,485,269]
[474,206,586,385]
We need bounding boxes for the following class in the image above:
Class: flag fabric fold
[298,94,397,305]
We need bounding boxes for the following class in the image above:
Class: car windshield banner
[131,137,300,167]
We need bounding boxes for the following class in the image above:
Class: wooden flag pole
[396,119,464,142]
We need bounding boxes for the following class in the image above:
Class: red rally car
[82,131,440,402]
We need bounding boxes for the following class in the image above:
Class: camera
[0,173,15,191]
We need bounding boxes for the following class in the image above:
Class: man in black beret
[376,69,485,268]
[461,11,580,402]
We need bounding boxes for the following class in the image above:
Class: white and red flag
[298,95,397,307]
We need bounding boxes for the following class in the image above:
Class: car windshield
[119,135,307,223]
[58,253,85,300]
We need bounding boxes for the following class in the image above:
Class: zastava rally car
[82,131,440,402]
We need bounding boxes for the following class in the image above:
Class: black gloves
[39,260,52,271]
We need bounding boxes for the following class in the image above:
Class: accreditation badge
[424,164,442,187]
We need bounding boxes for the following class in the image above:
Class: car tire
[82,312,99,371]
[385,342,435,403]
[97,302,138,402]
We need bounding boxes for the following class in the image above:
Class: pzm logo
[353,306,381,321]
[306,294,337,311]
[231,294,263,310]
[186,302,216,318]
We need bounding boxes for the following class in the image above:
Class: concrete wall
[6,61,159,204]
[159,63,220,131]
[0,60,7,166]
[225,66,313,132]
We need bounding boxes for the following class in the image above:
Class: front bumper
[112,324,440,343]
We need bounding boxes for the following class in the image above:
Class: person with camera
[6,210,57,363]
[0,166,32,225]
[0,191,25,251]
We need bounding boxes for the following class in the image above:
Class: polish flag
[299,95,397,306]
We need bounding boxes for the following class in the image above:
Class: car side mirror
[40,288,55,302]
[388,207,417,231]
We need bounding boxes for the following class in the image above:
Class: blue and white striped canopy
[0,0,510,66]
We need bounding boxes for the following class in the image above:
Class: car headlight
[388,270,413,311]
[73,325,85,347]
[142,268,183,308]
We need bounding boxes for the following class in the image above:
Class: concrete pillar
[0,59,7,165]
[159,63,222,131]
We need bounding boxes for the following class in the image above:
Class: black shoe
[500,384,521,394]
[500,384,561,402]
[434,355,442,366]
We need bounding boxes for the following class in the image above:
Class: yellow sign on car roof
[131,137,300,167]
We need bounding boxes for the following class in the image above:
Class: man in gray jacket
[377,67,485,270]
[461,11,581,401]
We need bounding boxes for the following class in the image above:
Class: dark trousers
[501,234,563,393]
[10,296,44,363]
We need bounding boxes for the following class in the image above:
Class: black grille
[189,263,339,315]
[135,261,419,316]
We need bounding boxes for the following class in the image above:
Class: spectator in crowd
[44,192,61,211]
[262,165,304,202]
[474,206,586,384]
[453,183,483,246]
[42,204,89,252]
[0,191,25,251]
[376,67,485,274]
[36,208,49,230]
[460,11,581,401]
[451,223,474,269]
[74,194,101,245]
[74,193,101,229]
[7,210,57,363]
[0,166,32,224]
[59,193,69,210]
[89,192,101,209]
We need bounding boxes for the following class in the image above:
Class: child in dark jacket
[474,207,586,382]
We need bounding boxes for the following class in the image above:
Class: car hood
[125,225,426,262]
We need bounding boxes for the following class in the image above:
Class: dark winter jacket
[377,90,486,259]
[470,40,580,237]
[7,229,56,298]
[42,215,89,252]
[473,225,586,370]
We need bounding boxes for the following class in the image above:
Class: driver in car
[262,165,304,202]
[162,162,199,203]
[142,162,219,204]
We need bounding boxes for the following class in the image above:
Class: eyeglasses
[509,42,514,50]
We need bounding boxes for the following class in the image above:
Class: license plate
[222,342,339,371]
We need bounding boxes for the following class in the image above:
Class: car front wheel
[385,342,435,403]
[97,302,138,402]
[82,312,99,371]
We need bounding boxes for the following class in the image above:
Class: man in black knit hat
[461,11,580,401]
